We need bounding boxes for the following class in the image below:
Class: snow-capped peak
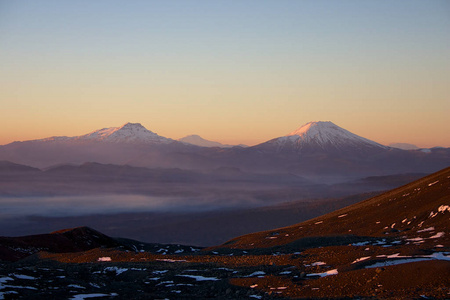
[271,121,387,151]
[287,121,333,137]
[76,122,173,144]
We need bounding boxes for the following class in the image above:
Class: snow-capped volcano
[285,121,385,148]
[258,121,387,153]
[37,123,173,144]
[76,122,172,144]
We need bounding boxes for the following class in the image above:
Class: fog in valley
[0,162,425,245]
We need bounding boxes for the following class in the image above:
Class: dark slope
[0,227,125,261]
[0,227,202,262]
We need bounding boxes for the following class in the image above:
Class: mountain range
[0,121,448,180]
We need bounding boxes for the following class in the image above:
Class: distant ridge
[179,134,246,148]
[389,143,420,150]
[0,160,41,172]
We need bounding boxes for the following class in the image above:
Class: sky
[1,0,449,147]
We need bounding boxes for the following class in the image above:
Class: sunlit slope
[214,167,450,250]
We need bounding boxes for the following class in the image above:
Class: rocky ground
[1,235,449,299]
[1,244,287,299]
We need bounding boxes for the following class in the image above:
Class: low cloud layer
[0,194,262,219]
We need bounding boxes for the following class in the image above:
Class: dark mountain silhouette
[0,160,41,173]
[0,226,124,261]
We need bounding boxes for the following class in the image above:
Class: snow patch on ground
[428,180,439,186]
[247,271,266,277]
[429,232,445,239]
[352,241,370,246]
[69,293,118,299]
[366,252,450,269]
[0,277,13,284]
[13,274,36,280]
[177,275,220,281]
[377,253,411,259]
[352,239,388,246]
[417,227,434,233]
[156,259,187,263]
[438,205,450,213]
[406,237,425,244]
[352,256,371,264]
[104,267,128,275]
[97,257,111,262]
[366,258,431,268]
[307,269,338,277]
[68,284,86,289]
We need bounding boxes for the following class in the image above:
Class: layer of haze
[1,0,449,147]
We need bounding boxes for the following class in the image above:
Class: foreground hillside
[0,168,449,299]
[215,166,450,250]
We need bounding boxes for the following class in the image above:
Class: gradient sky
[1,0,449,147]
